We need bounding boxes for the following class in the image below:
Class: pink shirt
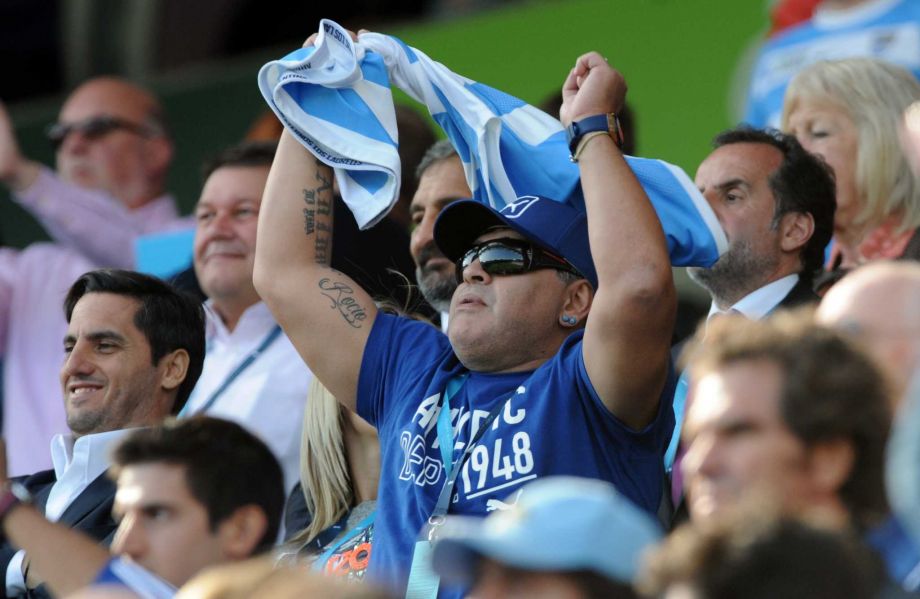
[13,167,194,268]
[0,244,94,475]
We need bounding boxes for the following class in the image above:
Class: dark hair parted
[201,140,278,182]
[112,417,285,554]
[713,126,836,281]
[685,311,891,529]
[64,269,205,415]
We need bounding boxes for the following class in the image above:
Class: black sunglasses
[456,237,582,284]
[46,116,157,150]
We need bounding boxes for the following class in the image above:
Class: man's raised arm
[253,131,377,410]
[561,53,676,430]
[0,102,41,192]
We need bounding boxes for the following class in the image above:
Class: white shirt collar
[49,429,134,492]
[708,274,799,321]
[204,300,277,341]
[813,0,901,29]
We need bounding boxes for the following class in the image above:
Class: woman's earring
[561,314,578,326]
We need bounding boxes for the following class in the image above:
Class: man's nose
[410,213,436,263]
[461,255,491,285]
[61,342,94,379]
[208,210,238,235]
[111,514,145,559]
[57,128,91,156]
[682,433,720,482]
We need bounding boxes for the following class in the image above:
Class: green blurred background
[1,0,769,248]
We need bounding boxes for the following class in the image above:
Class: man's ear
[806,438,855,497]
[159,348,189,393]
[217,505,269,559]
[779,211,814,254]
[559,279,593,327]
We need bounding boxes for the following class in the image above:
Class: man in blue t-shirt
[255,52,677,596]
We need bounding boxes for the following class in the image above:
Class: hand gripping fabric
[258,19,727,266]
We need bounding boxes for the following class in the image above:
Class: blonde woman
[783,58,920,268]
[277,377,380,582]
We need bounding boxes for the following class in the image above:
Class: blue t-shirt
[745,0,920,128]
[357,313,675,596]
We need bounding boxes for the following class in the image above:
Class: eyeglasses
[456,237,582,284]
[46,116,158,150]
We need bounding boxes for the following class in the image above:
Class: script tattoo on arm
[318,277,368,328]
[302,188,315,236]
[301,159,334,265]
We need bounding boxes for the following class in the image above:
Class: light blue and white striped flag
[258,19,727,265]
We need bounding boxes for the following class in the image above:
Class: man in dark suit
[0,269,205,598]
[687,126,836,319]
[667,127,837,521]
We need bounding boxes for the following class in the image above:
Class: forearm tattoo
[301,161,333,265]
[301,161,367,327]
[318,277,368,328]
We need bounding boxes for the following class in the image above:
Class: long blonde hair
[287,377,353,548]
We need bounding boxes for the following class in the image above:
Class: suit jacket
[0,470,117,599]
[774,276,819,311]
[671,275,819,364]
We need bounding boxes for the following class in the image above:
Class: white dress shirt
[6,429,130,595]
[184,301,311,494]
[708,274,799,322]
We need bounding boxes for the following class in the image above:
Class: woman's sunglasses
[46,116,158,151]
[456,237,583,284]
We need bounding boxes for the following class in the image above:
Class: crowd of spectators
[0,1,920,597]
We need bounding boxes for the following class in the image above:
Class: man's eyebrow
[83,330,128,344]
[714,178,750,193]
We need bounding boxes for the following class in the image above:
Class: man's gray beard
[687,240,778,307]
[416,266,456,313]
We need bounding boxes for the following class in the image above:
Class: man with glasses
[0,77,185,268]
[254,51,676,597]
[0,78,189,476]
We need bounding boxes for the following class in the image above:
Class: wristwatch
[0,482,31,526]
[565,112,624,159]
